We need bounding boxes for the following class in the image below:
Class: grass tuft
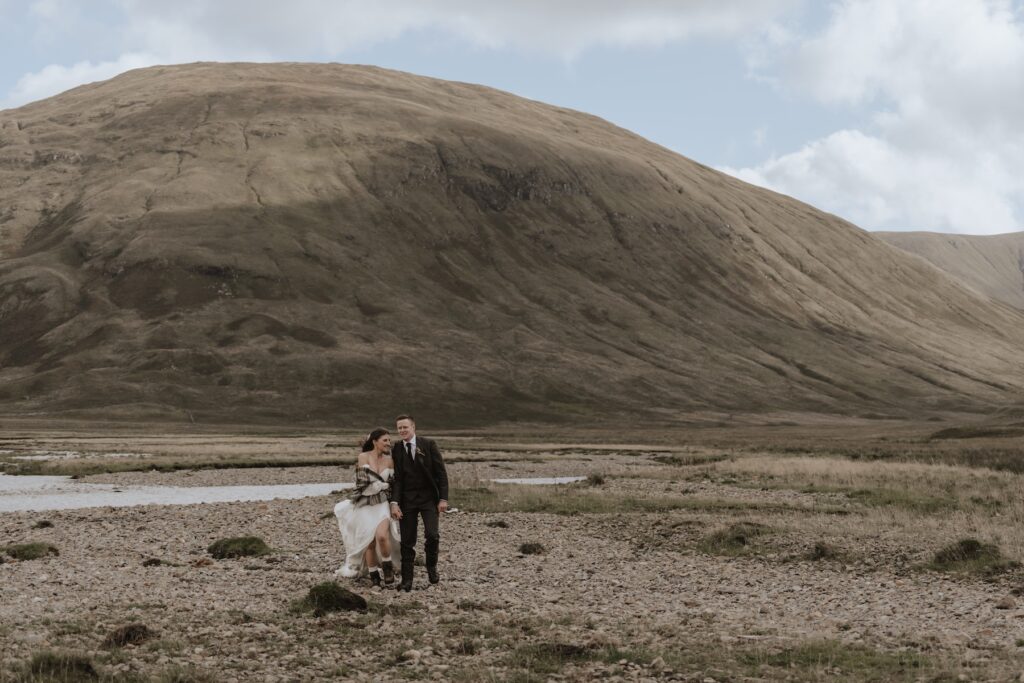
[485,519,509,528]
[32,520,54,529]
[585,473,605,486]
[744,639,930,678]
[6,542,59,561]
[506,642,599,676]
[207,536,270,559]
[698,522,770,556]
[519,542,546,555]
[807,541,840,561]
[152,665,215,683]
[20,650,98,682]
[929,538,1018,574]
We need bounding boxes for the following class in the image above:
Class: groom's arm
[429,439,449,508]
[389,458,403,519]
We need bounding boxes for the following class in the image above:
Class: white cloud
[728,0,1024,233]
[112,0,803,59]
[2,0,803,109]
[724,130,1020,233]
[2,53,159,109]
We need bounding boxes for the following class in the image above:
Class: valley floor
[2,424,1024,681]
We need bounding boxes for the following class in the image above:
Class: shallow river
[0,474,584,513]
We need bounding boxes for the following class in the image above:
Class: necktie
[408,442,415,460]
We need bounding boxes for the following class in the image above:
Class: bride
[334,428,400,586]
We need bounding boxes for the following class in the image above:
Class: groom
[389,414,449,591]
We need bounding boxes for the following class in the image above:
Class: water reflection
[0,474,586,512]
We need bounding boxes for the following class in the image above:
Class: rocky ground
[2,446,1024,682]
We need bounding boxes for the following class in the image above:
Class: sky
[1,0,1022,235]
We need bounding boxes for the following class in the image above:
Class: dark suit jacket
[390,436,449,506]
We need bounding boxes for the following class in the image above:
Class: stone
[996,596,1016,610]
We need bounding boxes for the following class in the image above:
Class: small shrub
[142,558,166,567]
[6,542,59,561]
[519,542,546,555]
[33,520,54,529]
[930,538,1018,574]
[485,520,509,528]
[103,623,154,648]
[22,650,98,681]
[586,473,605,486]
[207,536,270,559]
[301,582,367,616]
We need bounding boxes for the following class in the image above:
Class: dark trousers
[398,496,439,580]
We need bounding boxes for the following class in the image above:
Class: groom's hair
[396,414,414,423]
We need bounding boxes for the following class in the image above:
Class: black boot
[381,560,395,585]
[398,562,413,592]
[369,570,382,588]
[427,565,439,584]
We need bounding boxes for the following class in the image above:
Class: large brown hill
[2,62,1023,425]
[877,231,1024,311]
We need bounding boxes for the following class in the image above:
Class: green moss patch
[207,536,270,559]
[299,582,367,616]
[6,542,59,561]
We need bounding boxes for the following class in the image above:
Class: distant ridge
[2,62,1024,424]
[877,231,1024,310]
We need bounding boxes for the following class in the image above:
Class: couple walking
[334,415,449,592]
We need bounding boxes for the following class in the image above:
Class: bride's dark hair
[362,427,390,452]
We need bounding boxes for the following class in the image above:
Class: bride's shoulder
[356,451,372,466]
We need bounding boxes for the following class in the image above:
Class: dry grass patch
[15,650,99,682]
[698,522,772,556]
[453,484,833,516]
[102,623,153,648]
[806,541,842,561]
[151,666,214,683]
[504,642,601,678]
[740,640,937,682]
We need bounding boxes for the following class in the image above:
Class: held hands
[437,500,449,514]
[390,503,403,520]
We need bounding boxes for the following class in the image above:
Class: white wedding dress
[334,466,400,578]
